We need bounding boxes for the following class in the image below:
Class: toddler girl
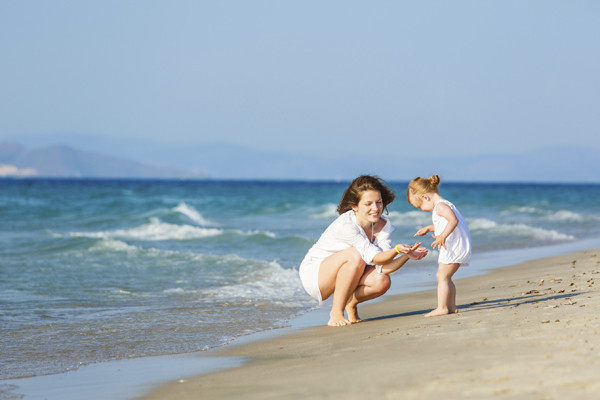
[408,175,471,317]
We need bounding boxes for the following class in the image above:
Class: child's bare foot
[328,313,351,327]
[345,304,363,324]
[424,307,459,317]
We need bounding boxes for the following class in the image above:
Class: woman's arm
[379,247,428,275]
[371,242,421,265]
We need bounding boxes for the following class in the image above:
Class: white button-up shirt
[305,210,395,273]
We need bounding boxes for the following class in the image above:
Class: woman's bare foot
[345,304,363,324]
[424,307,459,317]
[328,313,351,327]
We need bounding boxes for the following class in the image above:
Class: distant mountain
[0,142,206,179]
[1,136,599,182]
[2,136,370,180]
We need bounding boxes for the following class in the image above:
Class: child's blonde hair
[407,174,441,206]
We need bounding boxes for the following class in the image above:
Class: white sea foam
[387,210,431,227]
[501,206,590,222]
[162,288,190,294]
[309,203,338,219]
[544,210,585,222]
[203,261,306,303]
[173,202,215,226]
[72,218,223,241]
[90,238,140,252]
[111,289,132,295]
[235,229,277,238]
[468,218,575,241]
[501,206,541,215]
[467,218,498,230]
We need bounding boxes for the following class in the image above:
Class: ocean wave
[162,288,193,295]
[387,210,431,227]
[544,210,585,222]
[86,238,280,279]
[173,202,215,226]
[234,229,277,239]
[202,261,306,303]
[501,206,590,222]
[84,217,278,243]
[90,238,140,252]
[309,203,338,219]
[468,218,575,241]
[71,217,224,241]
[501,206,542,215]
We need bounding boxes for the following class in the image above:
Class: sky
[1,1,599,162]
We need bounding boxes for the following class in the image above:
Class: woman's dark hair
[337,175,396,215]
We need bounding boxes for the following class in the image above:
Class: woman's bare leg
[318,248,366,326]
[345,266,391,323]
[425,262,460,317]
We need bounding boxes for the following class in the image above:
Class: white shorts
[299,254,323,304]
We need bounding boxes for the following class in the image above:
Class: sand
[140,249,600,400]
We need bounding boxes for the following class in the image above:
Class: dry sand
[140,249,600,400]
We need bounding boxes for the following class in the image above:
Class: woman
[299,175,428,327]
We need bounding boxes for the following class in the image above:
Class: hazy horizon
[2,136,599,182]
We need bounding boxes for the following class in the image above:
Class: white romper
[433,199,471,265]
[298,210,394,303]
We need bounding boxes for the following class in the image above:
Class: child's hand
[414,225,433,237]
[431,235,446,250]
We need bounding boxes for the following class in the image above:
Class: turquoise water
[1,179,599,379]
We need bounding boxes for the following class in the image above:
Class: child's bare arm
[431,203,458,250]
[414,225,434,237]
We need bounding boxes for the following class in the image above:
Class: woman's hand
[395,242,422,254]
[406,246,428,260]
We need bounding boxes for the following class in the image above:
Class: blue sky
[1,1,599,161]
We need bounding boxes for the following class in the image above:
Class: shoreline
[140,245,600,400]
[2,240,599,399]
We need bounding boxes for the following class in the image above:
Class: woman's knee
[373,273,391,293]
[346,248,366,271]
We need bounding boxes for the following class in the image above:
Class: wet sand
[140,248,600,400]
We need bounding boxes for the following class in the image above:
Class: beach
[140,248,600,400]
[2,180,600,399]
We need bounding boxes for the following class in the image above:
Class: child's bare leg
[447,279,457,312]
[345,266,391,323]
[425,263,460,317]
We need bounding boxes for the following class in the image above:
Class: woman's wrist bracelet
[395,245,401,254]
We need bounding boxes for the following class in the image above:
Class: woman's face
[352,190,383,225]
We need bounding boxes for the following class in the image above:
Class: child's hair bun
[429,174,440,186]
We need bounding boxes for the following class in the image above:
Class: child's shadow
[367,291,585,322]
[459,291,585,312]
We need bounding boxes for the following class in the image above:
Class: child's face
[410,193,435,212]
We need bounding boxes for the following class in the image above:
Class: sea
[1,179,600,384]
